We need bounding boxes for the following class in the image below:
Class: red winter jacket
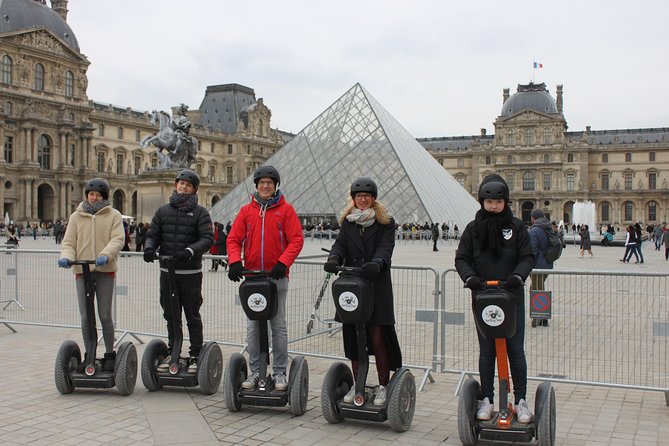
[226,193,304,276]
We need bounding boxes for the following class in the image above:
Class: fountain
[572,201,597,232]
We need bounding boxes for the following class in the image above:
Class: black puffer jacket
[145,203,213,271]
[455,216,534,302]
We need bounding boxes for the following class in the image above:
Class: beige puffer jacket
[60,202,125,274]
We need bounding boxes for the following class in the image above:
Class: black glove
[269,261,287,280]
[465,276,482,290]
[324,256,341,273]
[362,259,383,278]
[143,249,156,263]
[228,261,243,282]
[175,249,192,262]
[505,275,524,288]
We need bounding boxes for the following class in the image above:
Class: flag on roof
[533,61,543,68]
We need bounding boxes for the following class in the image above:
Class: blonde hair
[339,199,392,225]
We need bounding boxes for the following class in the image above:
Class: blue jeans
[247,277,288,374]
[476,297,528,404]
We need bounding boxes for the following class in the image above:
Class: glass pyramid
[209,83,480,228]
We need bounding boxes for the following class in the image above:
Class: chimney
[51,0,69,21]
[503,88,510,105]
[556,84,563,113]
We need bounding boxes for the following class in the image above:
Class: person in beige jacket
[59,178,125,372]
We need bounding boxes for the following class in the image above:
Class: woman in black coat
[324,177,402,407]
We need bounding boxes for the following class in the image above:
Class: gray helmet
[350,177,378,198]
[85,178,110,200]
[175,169,200,190]
[253,165,280,187]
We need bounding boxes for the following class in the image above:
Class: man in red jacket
[227,165,304,391]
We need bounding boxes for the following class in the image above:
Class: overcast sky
[65,0,669,137]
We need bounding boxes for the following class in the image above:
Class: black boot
[103,351,116,372]
[77,352,88,373]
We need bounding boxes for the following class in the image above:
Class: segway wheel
[54,340,81,395]
[457,377,480,446]
[197,342,223,395]
[141,339,168,391]
[320,362,353,424]
[288,356,309,416]
[224,353,247,412]
[387,368,416,433]
[535,382,556,446]
[115,342,137,396]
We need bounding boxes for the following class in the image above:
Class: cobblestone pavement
[1,236,668,445]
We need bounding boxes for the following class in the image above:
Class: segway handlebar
[333,265,365,275]
[68,259,97,266]
[240,269,270,277]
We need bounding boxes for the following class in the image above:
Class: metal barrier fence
[440,268,669,404]
[0,249,438,389]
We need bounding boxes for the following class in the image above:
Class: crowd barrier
[0,249,438,390]
[2,248,668,401]
[440,268,669,404]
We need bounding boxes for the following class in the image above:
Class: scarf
[169,190,198,212]
[253,190,282,217]
[346,208,376,228]
[474,206,513,253]
[81,200,110,215]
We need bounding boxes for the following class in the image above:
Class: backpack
[544,228,563,262]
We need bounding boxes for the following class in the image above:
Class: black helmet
[253,165,280,187]
[350,177,378,198]
[85,178,110,200]
[478,174,509,202]
[175,169,200,190]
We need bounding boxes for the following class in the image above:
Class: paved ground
[1,235,668,445]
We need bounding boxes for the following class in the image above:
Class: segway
[457,280,556,446]
[320,265,416,432]
[54,260,137,396]
[224,270,309,415]
[141,255,222,395]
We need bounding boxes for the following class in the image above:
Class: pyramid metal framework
[209,83,480,228]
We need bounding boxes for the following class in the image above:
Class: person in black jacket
[143,169,213,374]
[324,177,402,407]
[455,174,535,424]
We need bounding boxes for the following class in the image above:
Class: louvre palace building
[419,83,669,227]
[2,0,668,230]
[0,0,281,225]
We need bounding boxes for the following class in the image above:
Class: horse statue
[140,109,198,169]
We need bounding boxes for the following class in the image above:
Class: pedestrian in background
[431,222,440,252]
[579,225,593,257]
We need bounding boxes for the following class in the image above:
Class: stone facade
[420,83,669,228]
[0,1,280,225]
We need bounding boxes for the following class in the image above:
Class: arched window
[64,70,74,97]
[98,123,105,137]
[38,135,51,169]
[523,128,534,145]
[648,201,657,221]
[34,63,45,91]
[1,55,12,84]
[623,201,634,221]
[522,171,535,191]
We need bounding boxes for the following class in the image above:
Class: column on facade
[0,176,5,215]
[58,132,66,168]
[0,123,5,161]
[30,128,37,162]
[22,128,29,162]
[30,179,37,222]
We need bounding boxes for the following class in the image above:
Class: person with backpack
[528,209,556,327]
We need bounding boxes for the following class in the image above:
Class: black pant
[159,272,203,357]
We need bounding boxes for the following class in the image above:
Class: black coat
[329,217,402,369]
[455,216,534,302]
[145,202,213,270]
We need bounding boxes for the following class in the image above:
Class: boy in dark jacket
[455,174,535,424]
[143,169,213,374]
[528,208,553,327]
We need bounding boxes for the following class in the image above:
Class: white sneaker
[476,397,494,420]
[187,357,198,374]
[242,371,259,389]
[343,384,355,403]
[157,356,171,372]
[514,398,533,423]
[274,372,287,391]
[373,385,387,406]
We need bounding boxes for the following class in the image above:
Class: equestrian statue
[140,103,198,169]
